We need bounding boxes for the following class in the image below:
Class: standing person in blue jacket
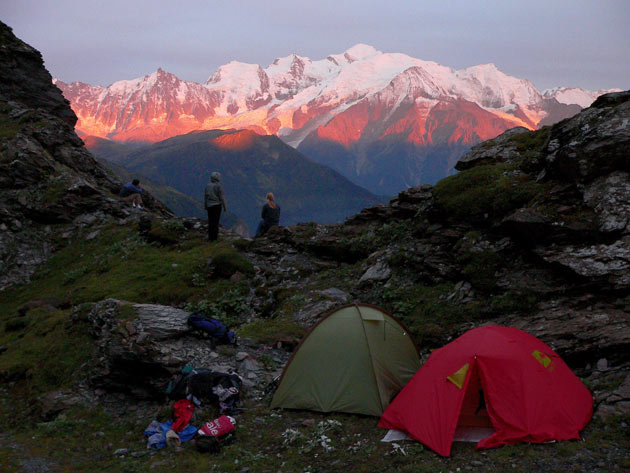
[119,178,144,209]
[255,192,280,237]
[204,172,227,241]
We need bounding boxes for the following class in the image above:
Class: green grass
[0,308,94,417]
[0,224,255,316]
[458,248,503,293]
[0,223,258,414]
[238,318,307,345]
[337,220,416,258]
[184,282,249,328]
[210,245,255,278]
[0,401,626,473]
[433,164,544,225]
[379,283,472,347]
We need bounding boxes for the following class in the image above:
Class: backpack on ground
[187,313,236,348]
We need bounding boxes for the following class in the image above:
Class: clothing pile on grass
[144,365,242,453]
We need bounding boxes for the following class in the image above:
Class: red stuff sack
[198,415,236,437]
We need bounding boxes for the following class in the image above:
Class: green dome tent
[271,304,421,416]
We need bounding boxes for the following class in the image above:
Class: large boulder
[544,91,630,183]
[75,300,282,398]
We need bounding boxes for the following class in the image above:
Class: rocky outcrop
[455,126,531,171]
[76,300,288,398]
[0,21,173,290]
[544,91,630,183]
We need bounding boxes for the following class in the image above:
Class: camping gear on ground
[144,420,197,450]
[378,325,593,457]
[166,366,243,414]
[166,365,195,400]
[172,399,195,432]
[187,313,236,348]
[188,371,242,413]
[198,415,236,437]
[165,429,181,448]
[195,415,237,454]
[271,303,421,416]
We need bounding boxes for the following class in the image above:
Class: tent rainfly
[379,325,593,456]
[271,304,421,416]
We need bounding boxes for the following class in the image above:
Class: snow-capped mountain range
[54,44,620,194]
[54,44,616,144]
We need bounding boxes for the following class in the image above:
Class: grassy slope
[1,124,628,471]
[0,220,628,472]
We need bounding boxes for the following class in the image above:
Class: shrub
[458,249,503,293]
[185,288,249,328]
[145,219,185,246]
[4,317,28,332]
[210,246,254,278]
[433,164,542,225]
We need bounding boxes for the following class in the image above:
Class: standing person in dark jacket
[204,172,227,241]
[255,192,280,237]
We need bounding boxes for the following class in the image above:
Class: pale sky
[1,0,628,91]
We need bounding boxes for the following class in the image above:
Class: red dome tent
[378,326,593,457]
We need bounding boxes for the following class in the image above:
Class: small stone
[235,352,249,361]
[85,230,99,241]
[240,358,260,372]
[597,358,609,371]
[359,261,391,283]
[172,264,178,268]
[125,321,136,336]
[0,223,7,231]
[471,461,483,467]
[113,448,129,456]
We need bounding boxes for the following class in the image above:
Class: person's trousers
[207,205,222,241]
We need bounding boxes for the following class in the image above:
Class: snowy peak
[543,87,622,108]
[343,43,382,62]
[57,45,617,146]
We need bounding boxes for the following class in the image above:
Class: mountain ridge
[109,128,387,232]
[54,44,620,146]
[55,45,620,194]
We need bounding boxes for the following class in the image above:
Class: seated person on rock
[119,178,144,209]
[255,192,280,237]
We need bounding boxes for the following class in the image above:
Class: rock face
[0,21,172,290]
